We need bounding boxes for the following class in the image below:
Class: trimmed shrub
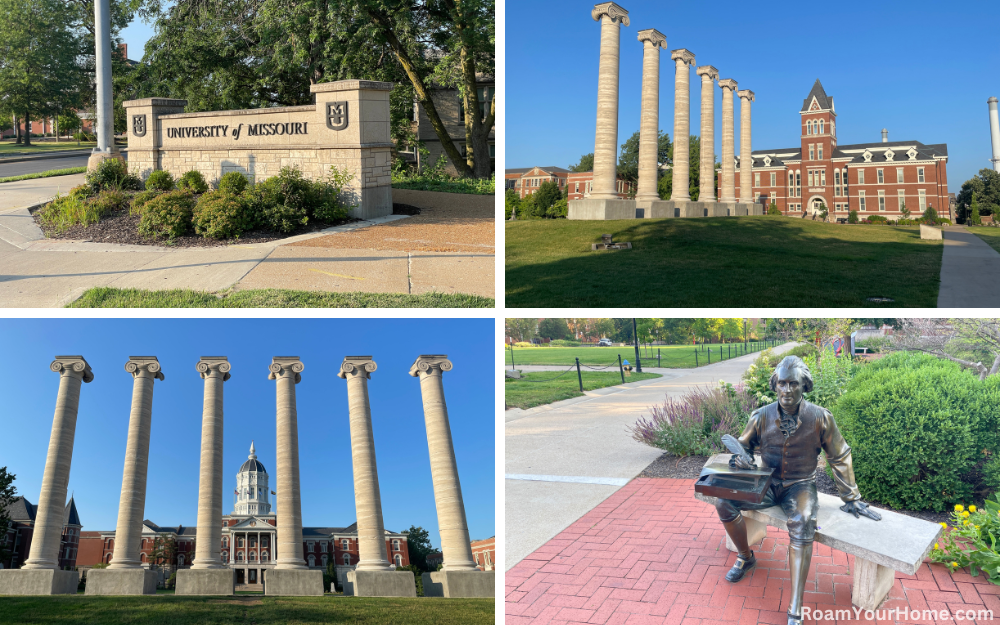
[85,157,144,192]
[245,169,310,233]
[548,339,581,347]
[767,203,781,215]
[217,171,249,195]
[145,170,175,192]
[193,191,255,239]
[177,170,209,193]
[131,190,162,215]
[834,352,1000,511]
[138,190,195,240]
[848,210,859,224]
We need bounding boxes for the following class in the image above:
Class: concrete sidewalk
[937,226,1000,307]
[0,177,494,306]
[504,342,798,571]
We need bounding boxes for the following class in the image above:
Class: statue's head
[769,355,813,412]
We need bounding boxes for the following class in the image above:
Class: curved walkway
[937,226,1000,307]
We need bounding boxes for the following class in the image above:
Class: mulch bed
[30,201,422,248]
[638,452,951,524]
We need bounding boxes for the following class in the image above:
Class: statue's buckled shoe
[724,551,756,582]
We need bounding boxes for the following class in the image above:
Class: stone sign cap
[591,2,629,25]
[51,356,94,383]
[309,80,392,93]
[122,98,189,109]
[338,356,376,380]
[409,355,453,377]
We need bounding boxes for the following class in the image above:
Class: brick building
[75,442,409,589]
[471,536,494,571]
[505,166,632,200]
[728,80,950,221]
[1,496,82,570]
[406,79,495,176]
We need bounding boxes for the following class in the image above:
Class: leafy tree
[655,135,703,199]
[818,203,828,222]
[325,559,340,592]
[538,318,570,340]
[893,319,1000,380]
[767,202,781,215]
[899,201,910,220]
[532,181,561,215]
[594,318,615,341]
[0,467,16,568]
[616,130,670,184]
[611,318,634,344]
[721,319,743,343]
[635,318,664,344]
[692,318,723,344]
[923,205,938,222]
[848,210,859,224]
[149,533,176,580]
[504,189,520,220]
[569,153,593,172]
[58,111,81,140]
[505,318,537,343]
[970,193,981,225]
[403,525,434,572]
[956,168,1000,219]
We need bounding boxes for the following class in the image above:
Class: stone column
[696,66,718,202]
[718,78,738,203]
[177,357,234,596]
[22,357,94,571]
[338,356,415,597]
[264,357,322,596]
[635,29,666,203]
[668,49,696,202]
[588,2,630,200]
[738,89,755,204]
[87,0,121,172]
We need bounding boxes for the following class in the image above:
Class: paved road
[0,154,90,177]
[938,225,1000,307]
[504,341,799,571]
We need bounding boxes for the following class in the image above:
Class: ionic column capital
[50,355,94,383]
[738,89,755,102]
[268,356,303,383]
[636,28,666,49]
[696,65,718,80]
[591,2,629,25]
[197,356,231,381]
[338,356,376,380]
[125,356,164,381]
[409,355,453,379]
[719,78,738,92]
[670,48,695,65]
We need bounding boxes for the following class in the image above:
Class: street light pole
[632,318,642,373]
[88,0,120,171]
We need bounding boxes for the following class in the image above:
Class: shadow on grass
[505,217,942,307]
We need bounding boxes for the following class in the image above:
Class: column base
[344,569,416,597]
[567,199,638,220]
[263,569,324,596]
[422,570,495,598]
[85,568,158,595]
[175,568,234,595]
[86,149,124,173]
[646,201,763,218]
[0,569,79,595]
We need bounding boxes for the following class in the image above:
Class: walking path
[506,478,991,625]
[0,181,493,306]
[937,226,1000,307]
[504,342,798,571]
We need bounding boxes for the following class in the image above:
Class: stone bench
[693,453,941,610]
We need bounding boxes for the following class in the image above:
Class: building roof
[142,520,197,536]
[801,79,832,112]
[838,140,948,157]
[239,459,267,473]
[4,496,35,522]
[506,166,571,175]
[65,497,81,526]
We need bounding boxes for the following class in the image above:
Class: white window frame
[754,172,760,187]
[821,171,826,186]
[770,172,776,187]
[819,120,824,134]
[878,190,886,211]
[877,169,884,184]
[918,168,925,183]
[859,191,866,211]
[898,190,905,210]
[896,168,904,183]
[818,146,823,160]
[858,169,865,185]
[919,190,927,211]
[809,145,814,160]
[342,539,350,550]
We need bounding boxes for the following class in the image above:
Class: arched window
[222,551,229,563]
[249,551,256,561]
[223,538,228,548]
[141,553,147,563]
[105,553,112,564]
[391,539,400,552]
[806,121,812,135]
[321,554,328,567]
[819,120,824,134]
[393,554,403,567]
[343,553,351,565]
[178,554,185,566]
[261,551,268,562]
[308,554,316,567]
[237,551,244,562]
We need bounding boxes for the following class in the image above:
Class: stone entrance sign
[123,80,393,219]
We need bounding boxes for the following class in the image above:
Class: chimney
[881,128,888,143]
[989,97,1000,172]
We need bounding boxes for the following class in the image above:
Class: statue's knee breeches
[779,481,819,543]
[715,498,741,523]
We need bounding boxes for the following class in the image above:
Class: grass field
[505,370,662,409]
[0,595,494,625]
[68,287,494,308]
[505,216,943,307]
[505,341,773,368]
[971,227,1000,254]
[0,141,97,155]
[0,166,87,184]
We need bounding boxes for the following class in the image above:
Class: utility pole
[632,318,642,373]
[88,0,120,171]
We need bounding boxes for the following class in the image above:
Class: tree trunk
[989,353,1000,378]
[14,114,21,144]
[451,0,494,179]
[23,111,31,146]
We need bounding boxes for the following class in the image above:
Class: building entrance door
[236,569,245,584]
[249,569,257,584]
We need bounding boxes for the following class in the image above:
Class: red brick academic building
[732,80,950,220]
[1,497,82,570]
[471,536,495,571]
[505,166,633,200]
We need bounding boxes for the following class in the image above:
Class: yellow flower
[962,511,970,518]
[964,520,970,526]
[941,522,948,529]
[935,543,940,550]
[952,562,959,567]
[970,505,977,513]
[955,505,965,512]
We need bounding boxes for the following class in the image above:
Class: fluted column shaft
[23,357,93,570]
[270,357,306,570]
[109,357,164,569]
[589,4,629,199]
[340,357,393,572]
[719,79,738,202]
[410,356,476,571]
[192,358,230,569]
[697,66,718,202]
[669,49,695,202]
[738,90,755,203]
[635,30,665,202]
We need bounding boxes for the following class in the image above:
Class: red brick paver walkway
[505,478,1000,625]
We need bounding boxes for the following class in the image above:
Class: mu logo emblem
[326,102,349,131]
[132,114,147,137]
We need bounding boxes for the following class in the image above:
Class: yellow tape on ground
[307,268,365,280]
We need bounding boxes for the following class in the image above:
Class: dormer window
[764,156,771,167]
[907,148,917,160]
[884,149,895,161]
[863,150,872,163]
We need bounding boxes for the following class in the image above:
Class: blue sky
[0,318,494,548]
[506,0,1000,192]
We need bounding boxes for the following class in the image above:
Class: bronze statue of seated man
[714,355,881,625]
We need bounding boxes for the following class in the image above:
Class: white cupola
[234,440,271,515]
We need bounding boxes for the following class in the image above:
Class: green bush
[85,157,144,192]
[138,190,195,240]
[310,165,355,222]
[834,352,1000,511]
[177,170,209,193]
[767,203,781,215]
[131,190,162,215]
[245,167,313,233]
[505,189,519,220]
[193,191,255,239]
[68,184,92,201]
[801,347,864,410]
[217,171,249,195]
[37,194,105,233]
[865,214,888,224]
[548,339,581,347]
[741,344,819,405]
[145,170,175,192]
[87,190,130,214]
[848,210,859,224]
[547,198,568,218]
[923,205,939,222]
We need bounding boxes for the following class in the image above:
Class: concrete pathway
[0,179,494,306]
[504,342,798,571]
[937,226,1000,307]
[506,478,978,625]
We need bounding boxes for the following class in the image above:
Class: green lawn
[0,595,493,625]
[970,227,1000,255]
[0,141,97,155]
[506,342,768,368]
[68,287,494,308]
[506,370,662,410]
[505,216,943,307]
[0,166,87,184]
